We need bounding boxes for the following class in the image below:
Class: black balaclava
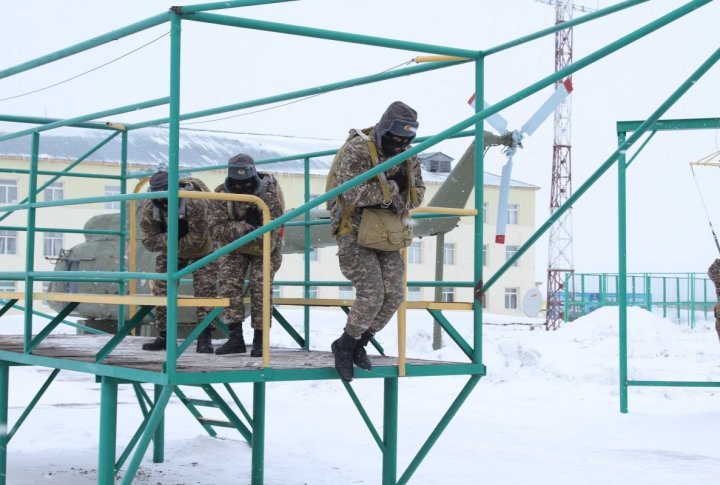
[225,153,262,195]
[148,170,169,209]
[373,101,419,156]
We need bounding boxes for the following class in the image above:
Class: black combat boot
[353,330,374,370]
[215,325,247,355]
[142,331,166,351]
[250,329,263,357]
[196,327,214,354]
[331,331,359,382]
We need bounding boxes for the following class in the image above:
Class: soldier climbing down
[327,101,426,381]
[140,170,217,354]
[209,154,285,357]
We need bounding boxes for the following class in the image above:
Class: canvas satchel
[357,208,412,251]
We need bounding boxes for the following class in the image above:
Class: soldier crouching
[209,154,285,357]
[140,170,217,353]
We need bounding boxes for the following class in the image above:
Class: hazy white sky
[2,0,720,280]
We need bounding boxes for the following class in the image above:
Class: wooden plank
[0,335,462,373]
[4,292,228,307]
[271,297,473,311]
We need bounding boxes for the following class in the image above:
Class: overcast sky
[2,0,720,282]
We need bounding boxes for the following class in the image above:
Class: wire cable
[0,31,170,103]
[178,59,416,127]
[689,163,720,255]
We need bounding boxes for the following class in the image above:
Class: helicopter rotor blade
[494,153,514,244]
[467,93,509,134]
[519,77,573,137]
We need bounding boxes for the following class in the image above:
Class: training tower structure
[0,1,717,484]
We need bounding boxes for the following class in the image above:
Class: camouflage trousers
[337,234,405,338]
[218,247,282,330]
[152,253,217,332]
[714,304,720,343]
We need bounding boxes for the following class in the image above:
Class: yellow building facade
[0,153,538,316]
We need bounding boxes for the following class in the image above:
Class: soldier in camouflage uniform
[327,101,426,381]
[140,170,216,353]
[209,154,285,357]
[707,259,720,342]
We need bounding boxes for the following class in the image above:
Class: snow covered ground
[2,306,719,485]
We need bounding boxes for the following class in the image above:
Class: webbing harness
[326,128,418,236]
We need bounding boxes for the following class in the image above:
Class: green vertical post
[165,9,182,376]
[689,273,696,328]
[152,384,165,463]
[251,382,266,485]
[618,130,629,414]
[23,133,40,352]
[676,276,681,321]
[644,274,652,312]
[472,56,485,364]
[662,276,667,318]
[703,278,709,321]
[0,364,8,485]
[117,132,128,329]
[98,377,118,484]
[303,157,311,350]
[382,377,399,485]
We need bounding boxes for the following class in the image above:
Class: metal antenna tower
[535,1,595,329]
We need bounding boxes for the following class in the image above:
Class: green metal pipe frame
[0,2,716,483]
[0,364,8,485]
[251,382,266,485]
[382,378,399,485]
[176,0,297,15]
[98,377,119,484]
[616,113,720,412]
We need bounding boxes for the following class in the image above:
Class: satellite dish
[522,288,543,317]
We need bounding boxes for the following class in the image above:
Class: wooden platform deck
[0,334,461,374]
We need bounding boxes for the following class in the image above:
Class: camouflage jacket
[140,191,213,259]
[328,127,426,235]
[209,173,285,252]
[708,259,720,296]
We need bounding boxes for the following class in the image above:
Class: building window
[0,281,16,292]
[43,232,63,257]
[443,243,455,265]
[305,248,318,262]
[338,286,354,299]
[483,245,488,266]
[0,179,18,205]
[505,245,519,267]
[506,203,519,225]
[0,230,17,255]
[408,241,422,264]
[441,287,455,303]
[44,181,64,202]
[104,185,121,209]
[407,287,421,301]
[504,288,518,309]
[42,281,51,292]
[307,285,318,299]
[483,202,487,224]
[272,285,281,298]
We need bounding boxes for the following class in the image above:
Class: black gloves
[388,168,408,194]
[177,218,189,239]
[245,206,262,228]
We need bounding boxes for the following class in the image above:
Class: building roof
[0,126,537,188]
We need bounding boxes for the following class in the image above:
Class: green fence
[563,272,715,327]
